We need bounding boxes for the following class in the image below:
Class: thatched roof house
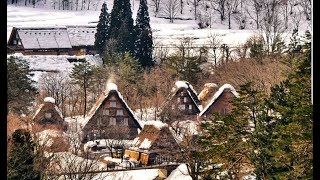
[161,81,201,122]
[125,121,181,165]
[199,84,239,118]
[81,83,142,142]
[33,97,66,131]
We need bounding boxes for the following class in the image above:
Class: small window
[177,97,180,103]
[110,102,117,108]
[178,105,185,110]
[97,119,102,126]
[123,118,128,125]
[13,40,17,45]
[117,109,123,116]
[45,113,52,119]
[109,118,116,125]
[103,109,109,115]
[189,104,192,110]
[184,97,188,103]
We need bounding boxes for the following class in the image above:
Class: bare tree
[211,0,227,22]
[150,0,162,16]
[162,0,180,23]
[245,0,263,29]
[206,32,222,67]
[298,0,311,21]
[39,72,71,118]
[259,0,284,54]
[190,0,202,20]
[225,0,239,29]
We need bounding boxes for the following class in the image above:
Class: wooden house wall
[83,93,139,141]
[172,88,199,115]
[203,90,236,117]
[33,103,66,130]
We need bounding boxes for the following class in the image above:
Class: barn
[7,26,96,55]
[81,83,142,142]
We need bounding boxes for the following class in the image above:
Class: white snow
[204,83,218,88]
[144,120,168,130]
[200,84,239,116]
[44,97,55,103]
[35,129,64,147]
[175,81,189,89]
[92,168,160,180]
[170,120,199,143]
[166,164,192,180]
[106,82,118,91]
[139,138,152,149]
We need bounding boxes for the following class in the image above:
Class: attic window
[123,118,128,125]
[178,105,185,110]
[189,105,193,110]
[110,102,117,108]
[177,98,180,103]
[45,113,52,119]
[13,40,17,45]
[116,110,123,116]
[103,109,109,115]
[184,97,188,103]
[109,118,116,126]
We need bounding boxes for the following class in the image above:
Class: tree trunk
[228,12,231,29]
[83,77,87,118]
[194,0,197,20]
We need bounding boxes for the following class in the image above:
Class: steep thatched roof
[81,83,141,130]
[33,97,64,126]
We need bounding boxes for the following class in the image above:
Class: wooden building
[199,84,239,118]
[124,121,181,165]
[7,26,96,55]
[81,83,142,142]
[32,97,67,131]
[161,81,201,122]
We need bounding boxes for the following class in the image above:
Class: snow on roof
[106,82,118,92]
[204,83,218,88]
[199,84,239,116]
[144,120,168,130]
[17,28,72,49]
[67,26,96,47]
[139,138,152,149]
[170,120,199,143]
[175,81,189,88]
[44,97,55,103]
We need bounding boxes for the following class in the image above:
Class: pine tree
[8,129,40,180]
[109,0,135,55]
[261,31,312,179]
[94,2,110,56]
[134,0,154,68]
[7,56,38,115]
[70,62,94,117]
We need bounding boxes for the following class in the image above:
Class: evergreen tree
[94,2,110,56]
[109,0,135,55]
[134,0,154,68]
[7,129,40,180]
[70,62,94,117]
[261,31,312,179]
[7,56,38,115]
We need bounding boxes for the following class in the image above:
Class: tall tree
[260,32,312,179]
[134,0,154,68]
[7,129,40,180]
[109,0,135,55]
[7,56,38,115]
[94,2,110,56]
[70,62,94,117]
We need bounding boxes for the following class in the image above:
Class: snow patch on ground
[166,164,192,180]
[144,120,168,130]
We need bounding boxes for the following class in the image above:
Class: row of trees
[94,0,154,68]
[180,31,311,179]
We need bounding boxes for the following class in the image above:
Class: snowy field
[7,3,311,47]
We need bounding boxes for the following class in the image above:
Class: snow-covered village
[7,0,312,179]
